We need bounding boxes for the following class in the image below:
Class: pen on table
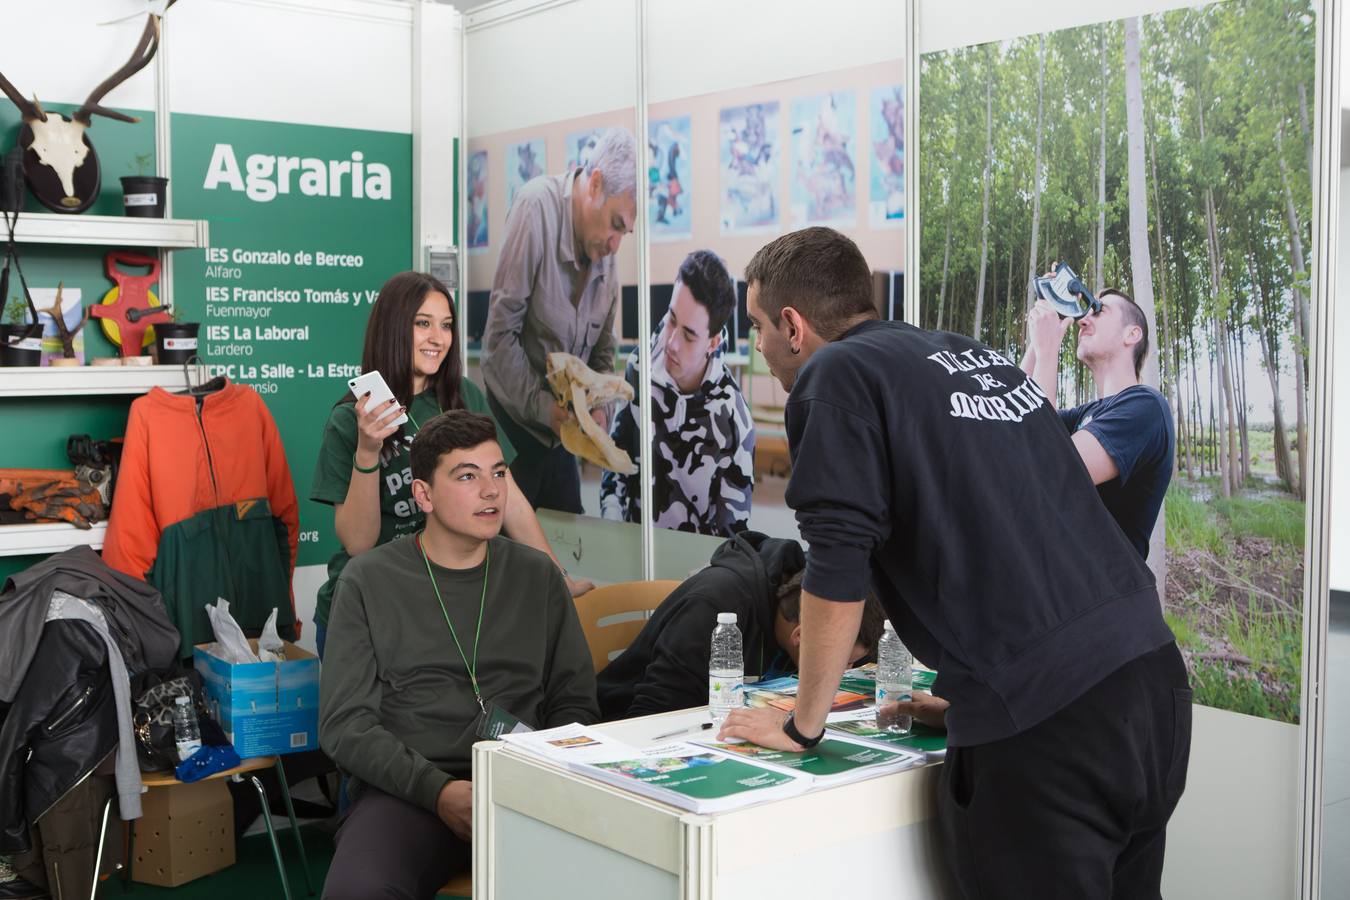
[651,722,714,742]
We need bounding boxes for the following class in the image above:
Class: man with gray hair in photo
[483,126,638,514]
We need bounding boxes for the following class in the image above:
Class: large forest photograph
[919,0,1315,722]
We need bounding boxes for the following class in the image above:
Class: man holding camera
[1020,273,1175,560]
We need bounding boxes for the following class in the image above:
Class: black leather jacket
[0,618,118,853]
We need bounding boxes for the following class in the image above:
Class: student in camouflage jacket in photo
[601,251,755,536]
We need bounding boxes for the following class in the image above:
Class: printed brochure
[696,736,921,786]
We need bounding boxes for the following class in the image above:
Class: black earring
[791,346,801,355]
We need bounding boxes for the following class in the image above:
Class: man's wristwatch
[782,711,824,749]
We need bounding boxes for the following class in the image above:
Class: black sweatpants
[938,642,1192,900]
[322,786,469,900]
[488,392,584,515]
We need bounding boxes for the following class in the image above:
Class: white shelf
[0,365,187,397]
[0,521,106,557]
[9,212,209,250]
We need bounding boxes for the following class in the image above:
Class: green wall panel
[1,109,412,574]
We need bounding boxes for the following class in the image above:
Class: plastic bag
[257,607,285,663]
[205,598,258,663]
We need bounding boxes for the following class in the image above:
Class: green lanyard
[416,533,490,714]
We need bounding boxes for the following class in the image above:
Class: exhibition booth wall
[0,0,1340,896]
[0,0,464,640]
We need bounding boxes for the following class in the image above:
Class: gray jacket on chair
[0,546,180,702]
[47,590,143,823]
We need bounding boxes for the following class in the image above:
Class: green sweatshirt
[318,534,598,812]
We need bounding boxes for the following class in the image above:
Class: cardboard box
[194,639,320,758]
[132,778,235,887]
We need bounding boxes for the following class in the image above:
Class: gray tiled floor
[1322,592,1350,896]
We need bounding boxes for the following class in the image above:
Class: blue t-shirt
[1059,385,1175,559]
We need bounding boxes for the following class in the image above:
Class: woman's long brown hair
[338,271,465,457]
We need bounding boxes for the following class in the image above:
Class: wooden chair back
[575,580,682,673]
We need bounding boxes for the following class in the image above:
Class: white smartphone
[347,371,409,427]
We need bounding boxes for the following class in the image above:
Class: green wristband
[353,455,379,474]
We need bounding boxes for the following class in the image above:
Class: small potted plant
[121,152,168,218]
[153,307,199,365]
[0,293,41,366]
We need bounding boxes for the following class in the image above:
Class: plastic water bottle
[876,621,913,734]
[709,612,744,727]
[173,694,202,761]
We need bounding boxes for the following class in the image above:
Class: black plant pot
[121,175,168,218]
[0,323,42,366]
[155,322,199,365]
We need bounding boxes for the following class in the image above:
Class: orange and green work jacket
[103,381,299,659]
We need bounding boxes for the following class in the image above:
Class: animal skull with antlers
[0,5,175,214]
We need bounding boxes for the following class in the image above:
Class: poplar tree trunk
[1233,325,1250,484]
[1096,24,1108,294]
[1248,251,1296,492]
[1147,92,1183,476]
[973,46,994,341]
[1123,16,1166,583]
[1005,248,1015,356]
[1276,121,1309,499]
[1196,80,1232,499]
[1299,81,1313,183]
[936,215,951,331]
[1026,35,1046,309]
[1223,317,1240,491]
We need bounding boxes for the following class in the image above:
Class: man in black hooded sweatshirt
[719,227,1191,900]
[596,531,884,721]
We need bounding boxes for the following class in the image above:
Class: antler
[0,72,43,122]
[73,6,174,126]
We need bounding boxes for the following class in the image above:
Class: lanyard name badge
[416,535,528,739]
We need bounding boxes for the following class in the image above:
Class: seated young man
[597,531,885,720]
[319,410,598,899]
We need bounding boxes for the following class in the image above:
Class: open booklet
[500,722,928,814]
[824,709,948,759]
[838,663,938,696]
[692,735,923,788]
[743,676,871,714]
[501,724,808,814]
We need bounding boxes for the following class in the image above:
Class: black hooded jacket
[0,619,118,853]
[597,532,804,721]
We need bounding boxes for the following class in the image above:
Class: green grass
[1212,494,1305,548]
[1164,611,1203,652]
[1165,480,1304,552]
[1164,477,1305,724]
[1164,486,1225,554]
[1168,593,1303,725]
[1221,603,1301,671]
[1190,662,1299,723]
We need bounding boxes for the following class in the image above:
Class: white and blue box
[193,639,320,758]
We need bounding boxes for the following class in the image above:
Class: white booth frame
[907,1,1338,896]
[455,0,1339,894]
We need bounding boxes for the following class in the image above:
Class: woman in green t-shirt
[311,270,593,656]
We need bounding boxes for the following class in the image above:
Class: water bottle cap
[717,612,737,624]
[175,695,190,705]
[883,620,896,632]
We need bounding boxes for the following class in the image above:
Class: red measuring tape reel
[92,251,172,358]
